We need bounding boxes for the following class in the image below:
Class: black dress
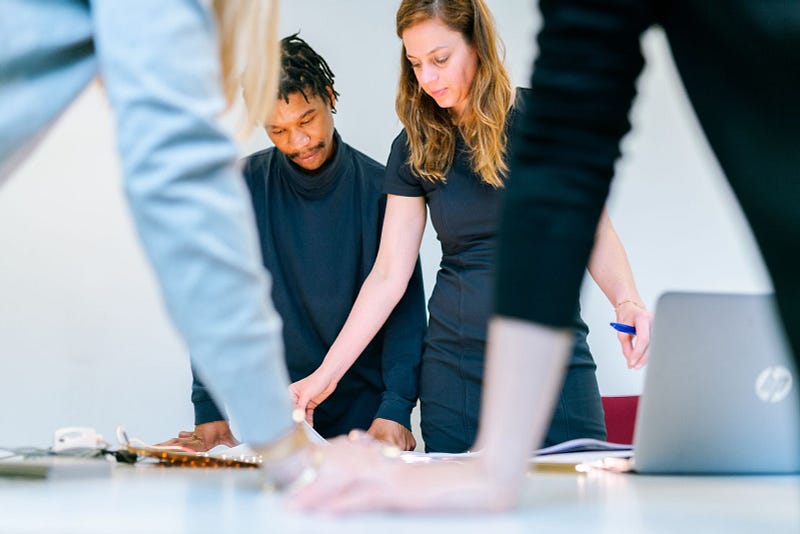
[384,97,606,453]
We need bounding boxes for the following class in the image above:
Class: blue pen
[610,322,636,335]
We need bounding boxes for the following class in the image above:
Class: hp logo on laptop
[755,366,793,403]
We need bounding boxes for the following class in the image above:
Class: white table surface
[0,460,797,534]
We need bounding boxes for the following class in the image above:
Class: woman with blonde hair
[292,0,652,454]
[0,0,317,488]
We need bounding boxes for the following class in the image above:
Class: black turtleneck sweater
[192,131,426,437]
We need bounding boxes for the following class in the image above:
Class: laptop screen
[633,292,800,474]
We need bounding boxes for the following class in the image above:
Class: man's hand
[157,420,238,452]
[289,370,338,426]
[367,418,416,451]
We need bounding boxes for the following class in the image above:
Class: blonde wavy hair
[396,0,513,188]
[213,0,280,131]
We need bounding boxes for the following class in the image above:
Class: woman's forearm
[587,209,643,308]
[319,267,411,383]
[474,317,573,490]
[588,209,652,367]
[318,194,428,384]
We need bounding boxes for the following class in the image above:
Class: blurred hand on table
[288,434,518,513]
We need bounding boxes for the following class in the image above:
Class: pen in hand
[610,322,636,335]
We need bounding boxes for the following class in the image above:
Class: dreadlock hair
[278,33,339,112]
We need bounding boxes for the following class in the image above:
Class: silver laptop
[633,292,800,474]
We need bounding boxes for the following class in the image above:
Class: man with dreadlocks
[163,34,426,451]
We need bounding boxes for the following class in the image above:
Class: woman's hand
[614,300,653,369]
[290,370,338,425]
[288,435,519,513]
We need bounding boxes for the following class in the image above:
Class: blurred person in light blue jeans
[0,0,316,487]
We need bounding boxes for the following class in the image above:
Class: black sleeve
[383,130,426,198]
[373,257,426,429]
[495,0,653,326]
[191,367,227,425]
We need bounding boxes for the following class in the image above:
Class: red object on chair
[601,395,640,445]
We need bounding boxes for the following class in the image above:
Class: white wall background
[0,1,770,448]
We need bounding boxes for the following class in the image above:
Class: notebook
[632,292,800,474]
[0,456,113,479]
[117,420,327,468]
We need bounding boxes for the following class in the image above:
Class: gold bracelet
[257,411,310,464]
[614,298,644,311]
[257,410,318,491]
[346,429,402,459]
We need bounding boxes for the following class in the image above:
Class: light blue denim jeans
[0,0,293,444]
